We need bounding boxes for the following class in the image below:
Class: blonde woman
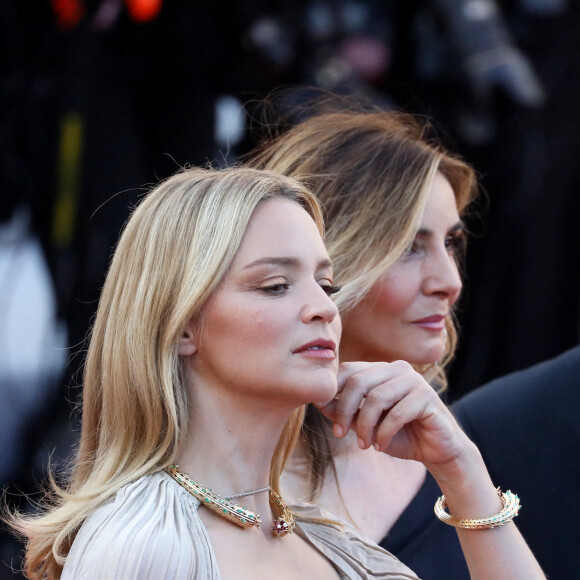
[10,166,423,579]
[248,107,546,580]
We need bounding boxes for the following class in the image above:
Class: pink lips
[294,339,337,359]
[411,314,447,331]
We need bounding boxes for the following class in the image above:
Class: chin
[307,381,337,406]
[407,346,444,367]
[411,358,439,368]
[283,380,336,409]
[317,388,338,406]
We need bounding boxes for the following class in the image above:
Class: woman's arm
[316,360,546,580]
[428,441,544,579]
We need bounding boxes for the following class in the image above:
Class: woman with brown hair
[247,106,545,580]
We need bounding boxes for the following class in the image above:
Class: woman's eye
[446,233,466,256]
[259,283,290,295]
[402,242,420,259]
[322,285,342,296]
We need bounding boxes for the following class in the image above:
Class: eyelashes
[404,232,467,259]
[323,285,342,296]
[258,283,342,296]
[446,232,467,257]
[259,283,290,295]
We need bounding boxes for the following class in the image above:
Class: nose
[422,251,462,305]
[301,283,340,324]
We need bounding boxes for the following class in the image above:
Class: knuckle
[332,405,351,421]
[392,359,414,373]
[355,418,373,435]
[362,362,390,378]
[355,409,375,429]
[347,372,367,393]
[340,361,357,371]
[387,405,405,423]
[364,390,383,407]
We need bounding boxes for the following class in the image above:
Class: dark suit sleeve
[452,345,580,579]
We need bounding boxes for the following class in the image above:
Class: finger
[315,398,338,422]
[356,365,433,449]
[334,361,418,439]
[351,410,382,450]
[336,360,416,397]
[352,370,423,448]
[332,363,394,436]
[374,390,437,455]
[314,399,353,438]
[314,362,374,437]
[336,361,374,394]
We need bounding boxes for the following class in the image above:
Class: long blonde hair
[10,166,323,579]
[247,105,478,496]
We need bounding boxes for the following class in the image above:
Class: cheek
[232,307,289,345]
[332,315,342,341]
[369,272,417,320]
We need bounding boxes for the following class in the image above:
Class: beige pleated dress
[61,471,420,579]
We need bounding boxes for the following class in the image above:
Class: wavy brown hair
[247,103,478,498]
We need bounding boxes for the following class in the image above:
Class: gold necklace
[165,464,295,537]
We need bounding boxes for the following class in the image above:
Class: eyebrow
[242,256,333,271]
[416,221,465,237]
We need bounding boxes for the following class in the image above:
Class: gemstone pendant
[272,518,291,537]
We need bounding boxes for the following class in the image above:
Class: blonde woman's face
[340,173,463,365]
[189,198,341,410]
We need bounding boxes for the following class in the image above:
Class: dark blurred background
[1,0,579,576]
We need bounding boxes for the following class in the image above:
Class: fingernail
[373,442,381,452]
[333,424,343,438]
[358,438,367,449]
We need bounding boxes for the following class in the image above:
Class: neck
[176,386,295,498]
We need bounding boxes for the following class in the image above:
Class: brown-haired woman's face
[340,173,464,365]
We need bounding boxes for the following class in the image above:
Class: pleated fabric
[61,471,419,579]
[294,502,420,579]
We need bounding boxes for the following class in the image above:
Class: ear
[178,320,198,356]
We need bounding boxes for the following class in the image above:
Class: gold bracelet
[434,487,521,529]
